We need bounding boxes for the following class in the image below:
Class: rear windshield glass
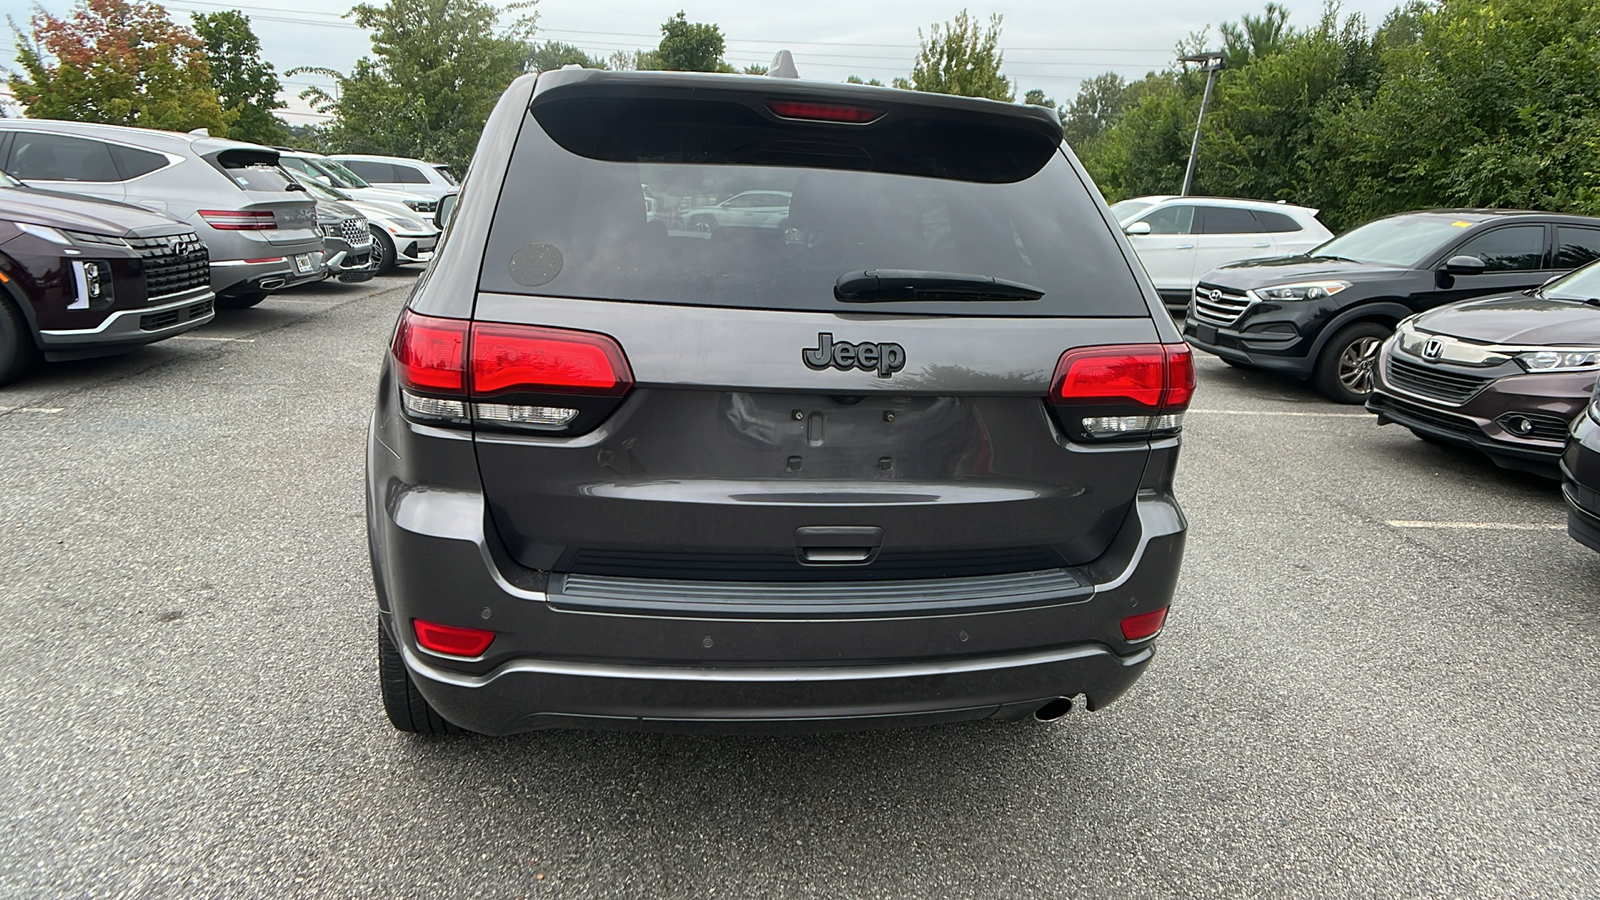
[478,110,1145,317]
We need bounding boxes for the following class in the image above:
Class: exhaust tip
[1033,697,1073,722]
[257,277,286,291]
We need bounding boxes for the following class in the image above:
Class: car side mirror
[435,193,457,229]
[1124,221,1152,236]
[1443,255,1486,276]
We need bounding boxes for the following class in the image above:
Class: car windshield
[315,159,372,189]
[1541,259,1600,301]
[1109,199,1155,224]
[295,176,351,202]
[480,110,1143,317]
[1310,215,1477,267]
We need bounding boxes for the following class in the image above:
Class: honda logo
[1422,338,1445,360]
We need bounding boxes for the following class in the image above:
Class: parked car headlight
[16,222,73,245]
[1252,281,1351,301]
[1515,349,1600,373]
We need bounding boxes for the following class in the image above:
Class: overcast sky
[2,0,1405,123]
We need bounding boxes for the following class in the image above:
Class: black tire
[378,620,471,735]
[216,291,268,310]
[0,296,39,387]
[369,228,396,274]
[0,297,38,385]
[1313,321,1391,404]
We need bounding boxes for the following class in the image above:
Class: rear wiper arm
[835,269,1044,303]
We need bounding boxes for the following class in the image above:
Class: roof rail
[766,50,799,79]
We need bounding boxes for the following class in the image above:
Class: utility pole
[1179,52,1226,197]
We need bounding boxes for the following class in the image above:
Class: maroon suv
[0,170,214,385]
[1368,258,1600,476]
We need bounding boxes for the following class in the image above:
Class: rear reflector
[393,311,468,393]
[1120,608,1168,642]
[766,100,885,124]
[470,323,632,397]
[198,209,276,230]
[413,619,495,658]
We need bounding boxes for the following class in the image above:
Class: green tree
[655,12,733,73]
[1220,2,1293,67]
[1061,72,1129,146]
[527,40,605,72]
[191,10,284,145]
[906,9,1013,101]
[845,75,884,87]
[7,0,227,133]
[294,0,534,171]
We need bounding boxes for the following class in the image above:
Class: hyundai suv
[367,69,1192,735]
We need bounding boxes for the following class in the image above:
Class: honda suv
[367,69,1192,735]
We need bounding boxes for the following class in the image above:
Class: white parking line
[1386,520,1565,531]
[0,406,64,414]
[171,335,257,343]
[1188,408,1372,418]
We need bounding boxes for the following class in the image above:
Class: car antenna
[766,50,800,79]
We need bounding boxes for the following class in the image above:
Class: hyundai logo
[1422,338,1445,360]
[1208,289,1223,302]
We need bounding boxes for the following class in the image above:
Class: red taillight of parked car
[413,619,495,658]
[766,100,886,124]
[1049,343,1194,438]
[391,309,633,432]
[197,209,276,230]
[1120,607,1169,642]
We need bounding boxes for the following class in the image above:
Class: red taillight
[393,310,468,393]
[413,619,495,658]
[198,209,276,230]
[766,100,885,124]
[1120,607,1168,641]
[1050,343,1195,412]
[470,324,632,397]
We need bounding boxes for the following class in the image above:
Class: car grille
[341,217,371,247]
[1370,393,1482,439]
[128,233,209,302]
[408,199,437,214]
[1386,356,1493,404]
[1191,284,1253,326]
[140,297,213,332]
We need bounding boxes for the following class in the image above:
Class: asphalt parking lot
[1,275,1596,899]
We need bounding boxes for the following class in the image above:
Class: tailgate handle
[795,526,883,566]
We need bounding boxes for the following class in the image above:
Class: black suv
[367,69,1191,735]
[1183,210,1600,403]
[0,170,213,386]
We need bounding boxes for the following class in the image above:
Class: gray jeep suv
[367,69,1192,735]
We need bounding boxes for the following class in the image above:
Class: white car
[1111,196,1333,308]
[331,154,459,202]
[677,190,792,233]
[276,151,441,215]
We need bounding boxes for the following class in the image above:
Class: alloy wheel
[1337,336,1381,394]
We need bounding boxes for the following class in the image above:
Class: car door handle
[1174,244,1195,250]
[1252,242,1271,248]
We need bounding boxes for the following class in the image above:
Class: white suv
[330,154,458,202]
[1110,196,1332,309]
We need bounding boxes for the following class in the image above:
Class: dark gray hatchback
[367,69,1192,735]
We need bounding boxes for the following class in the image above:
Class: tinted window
[1455,225,1547,271]
[1200,206,1263,234]
[1313,216,1485,268]
[344,160,393,182]
[1555,227,1600,268]
[1253,210,1302,233]
[8,132,120,182]
[1139,205,1194,235]
[110,144,168,179]
[391,164,430,184]
[481,114,1143,317]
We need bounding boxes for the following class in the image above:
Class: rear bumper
[210,254,327,295]
[369,426,1185,734]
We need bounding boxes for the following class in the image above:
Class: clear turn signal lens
[472,403,579,429]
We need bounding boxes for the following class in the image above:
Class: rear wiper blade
[835,269,1044,302]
